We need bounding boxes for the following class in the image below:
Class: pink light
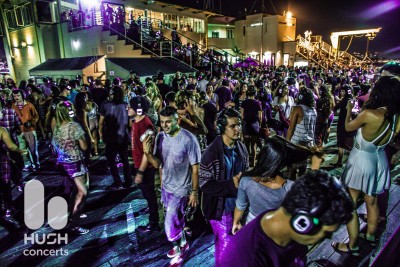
[361,0,399,19]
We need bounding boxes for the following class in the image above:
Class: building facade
[0,0,297,82]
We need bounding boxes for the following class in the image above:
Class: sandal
[331,242,360,256]
[359,233,377,247]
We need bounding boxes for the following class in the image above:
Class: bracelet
[137,170,145,175]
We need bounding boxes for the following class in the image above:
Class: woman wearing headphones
[52,101,89,235]
[332,76,400,255]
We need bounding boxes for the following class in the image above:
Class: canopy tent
[29,56,106,83]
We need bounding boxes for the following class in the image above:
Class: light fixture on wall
[13,41,32,49]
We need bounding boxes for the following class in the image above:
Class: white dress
[342,116,396,195]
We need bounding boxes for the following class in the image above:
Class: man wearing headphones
[12,89,40,171]
[128,96,160,233]
[220,170,353,267]
[199,108,249,266]
[143,106,201,263]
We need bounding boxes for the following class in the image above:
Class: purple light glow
[361,0,400,19]
[383,45,400,54]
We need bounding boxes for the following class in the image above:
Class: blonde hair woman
[145,81,162,126]
[52,101,89,234]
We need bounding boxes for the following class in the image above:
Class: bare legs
[244,135,258,167]
[70,174,89,224]
[336,188,379,251]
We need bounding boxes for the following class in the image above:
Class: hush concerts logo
[23,180,69,256]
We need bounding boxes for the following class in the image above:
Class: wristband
[137,170,145,175]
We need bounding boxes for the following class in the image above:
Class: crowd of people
[0,61,400,266]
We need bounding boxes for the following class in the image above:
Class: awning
[29,56,104,73]
[106,57,195,77]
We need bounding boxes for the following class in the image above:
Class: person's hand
[188,192,199,207]
[347,99,355,110]
[135,173,143,184]
[233,172,242,188]
[185,99,195,115]
[142,135,153,154]
[232,223,242,235]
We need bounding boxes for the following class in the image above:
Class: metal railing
[297,35,365,68]
[65,10,235,70]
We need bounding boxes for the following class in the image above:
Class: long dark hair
[364,76,400,122]
[297,88,315,108]
[75,92,87,120]
[242,136,320,182]
[317,84,333,119]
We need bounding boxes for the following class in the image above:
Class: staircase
[296,35,364,69]
[66,10,247,70]
[68,11,197,70]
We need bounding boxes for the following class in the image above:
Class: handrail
[107,12,161,58]
[136,16,237,62]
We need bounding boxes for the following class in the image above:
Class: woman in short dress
[52,100,89,234]
[332,76,400,255]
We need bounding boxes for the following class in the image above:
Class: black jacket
[199,136,249,220]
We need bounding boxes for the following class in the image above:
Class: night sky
[166,0,400,58]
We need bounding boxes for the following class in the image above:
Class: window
[212,31,219,38]
[4,3,34,29]
[5,10,17,29]
[243,26,245,36]
[227,29,233,39]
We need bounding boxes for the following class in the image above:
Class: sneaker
[167,246,180,258]
[137,223,160,233]
[23,166,32,172]
[180,243,189,254]
[70,226,89,235]
[167,243,189,258]
[168,254,184,267]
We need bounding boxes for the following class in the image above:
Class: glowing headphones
[63,101,75,118]
[136,96,143,115]
[290,205,324,235]
[290,176,343,235]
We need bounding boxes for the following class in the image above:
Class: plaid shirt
[0,108,21,183]
[0,108,21,144]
